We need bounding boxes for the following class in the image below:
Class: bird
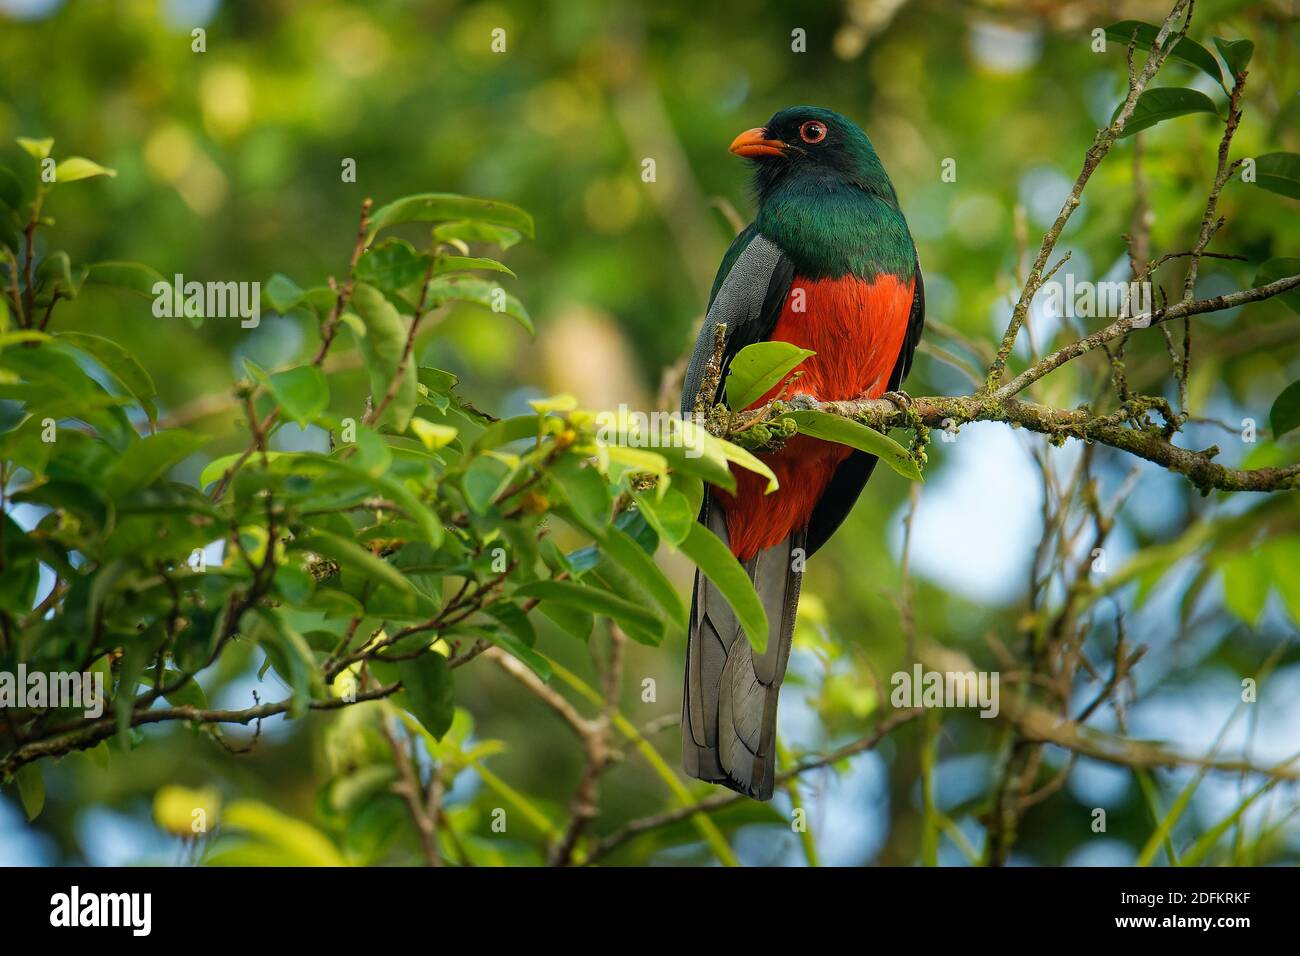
[679,106,924,800]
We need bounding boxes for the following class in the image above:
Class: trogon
[679,106,924,800]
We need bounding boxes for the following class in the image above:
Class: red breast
[716,273,915,560]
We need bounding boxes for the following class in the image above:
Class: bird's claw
[882,390,913,410]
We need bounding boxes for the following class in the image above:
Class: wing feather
[680,227,794,414]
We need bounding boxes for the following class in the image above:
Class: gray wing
[678,226,798,800]
[679,229,792,415]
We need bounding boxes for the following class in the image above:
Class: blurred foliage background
[1,0,1298,866]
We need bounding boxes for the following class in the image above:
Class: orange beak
[729,127,787,158]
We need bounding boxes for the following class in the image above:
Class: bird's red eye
[799,121,827,144]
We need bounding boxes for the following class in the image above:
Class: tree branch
[918,645,1300,782]
[986,0,1193,386]
[584,707,923,864]
[992,274,1300,401]
[734,387,1300,494]
[0,683,401,778]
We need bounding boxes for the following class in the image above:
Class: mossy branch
[727,381,1300,494]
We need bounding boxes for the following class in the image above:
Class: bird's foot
[882,389,913,410]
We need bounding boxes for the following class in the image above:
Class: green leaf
[725,341,815,410]
[417,366,458,395]
[263,273,305,313]
[105,431,209,498]
[1253,259,1300,315]
[427,275,532,334]
[0,166,21,210]
[289,530,421,597]
[397,653,454,741]
[1220,552,1268,626]
[1213,36,1254,78]
[17,137,53,160]
[1266,537,1300,625]
[56,331,159,425]
[200,450,286,489]
[539,603,594,641]
[432,220,523,249]
[301,457,438,547]
[0,330,52,350]
[1269,380,1300,439]
[156,671,208,710]
[221,800,347,866]
[348,424,394,476]
[435,255,516,278]
[593,408,733,491]
[550,456,611,533]
[0,342,134,449]
[633,487,695,547]
[409,418,457,451]
[601,525,687,628]
[1103,21,1224,90]
[473,414,540,451]
[679,522,768,654]
[0,545,38,616]
[416,366,495,423]
[782,409,922,480]
[35,250,82,299]
[351,281,416,431]
[483,601,537,647]
[715,436,778,493]
[299,286,339,313]
[512,580,665,643]
[355,238,430,291]
[85,261,168,298]
[114,630,164,744]
[527,393,576,414]
[53,157,117,183]
[369,193,534,240]
[461,454,516,514]
[273,563,315,605]
[586,559,665,645]
[15,763,44,821]
[1253,153,1300,201]
[620,500,668,551]
[481,628,551,680]
[266,365,329,427]
[603,444,669,479]
[1115,87,1219,138]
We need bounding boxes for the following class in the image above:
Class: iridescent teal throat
[756,180,915,282]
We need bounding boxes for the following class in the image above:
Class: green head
[729,106,913,279]
[730,106,899,207]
